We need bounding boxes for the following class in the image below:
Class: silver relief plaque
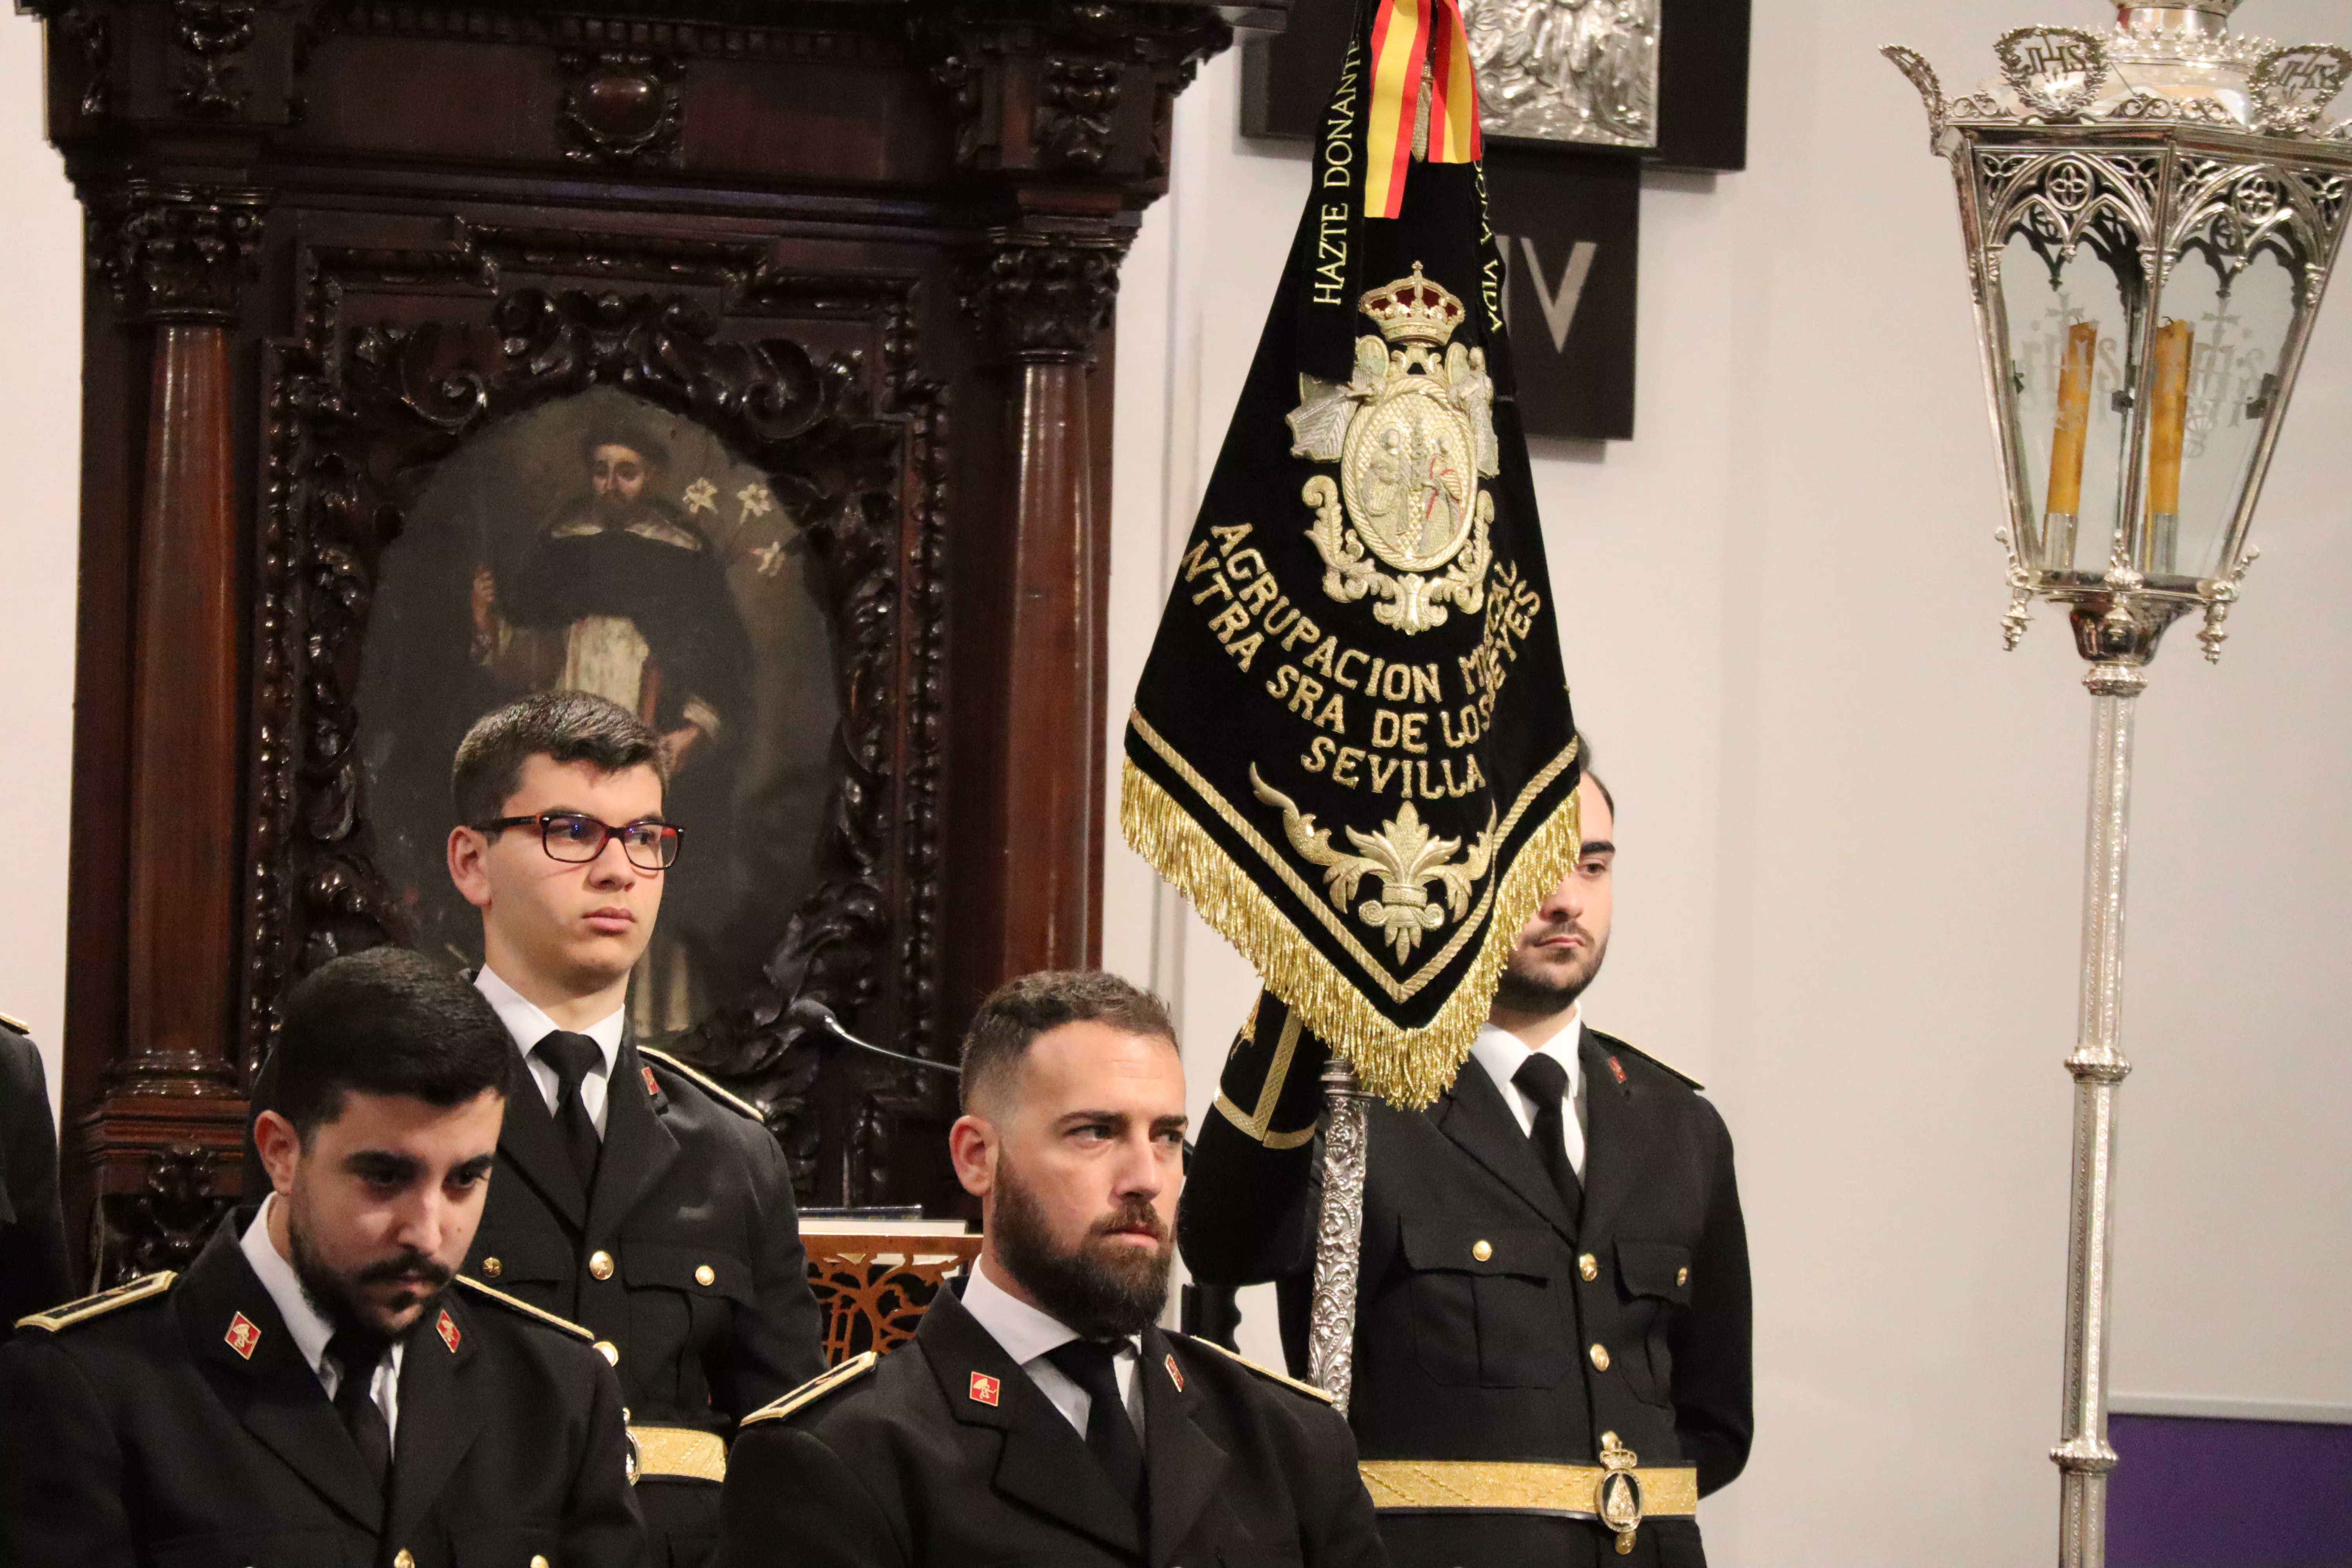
[1465,0,1661,149]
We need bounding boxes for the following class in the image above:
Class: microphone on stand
[785,997,961,1076]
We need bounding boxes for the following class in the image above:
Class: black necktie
[1513,1052,1583,1226]
[1043,1338,1147,1517]
[534,1031,605,1191]
[327,1326,394,1495]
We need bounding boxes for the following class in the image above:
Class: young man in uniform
[443,690,826,1568]
[0,947,644,1567]
[1182,762,1753,1567]
[717,971,1388,1568]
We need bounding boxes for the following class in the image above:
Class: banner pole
[1306,1055,1371,1413]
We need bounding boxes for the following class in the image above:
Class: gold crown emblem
[1358,263,1466,347]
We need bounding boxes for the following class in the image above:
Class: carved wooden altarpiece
[27,0,1252,1285]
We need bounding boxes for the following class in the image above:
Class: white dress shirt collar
[239,1195,405,1439]
[475,965,626,1133]
[961,1252,1143,1442]
[1470,1007,1588,1178]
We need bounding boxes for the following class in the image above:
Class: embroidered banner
[1122,0,1579,1108]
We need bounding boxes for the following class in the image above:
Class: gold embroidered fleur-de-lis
[1252,766,1497,961]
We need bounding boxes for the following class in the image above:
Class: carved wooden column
[74,184,265,1279]
[930,4,1230,1022]
[957,230,1125,991]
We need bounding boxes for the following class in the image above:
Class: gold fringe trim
[1121,746,1581,1110]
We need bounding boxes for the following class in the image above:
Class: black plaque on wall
[1487,146,1639,443]
[1239,0,1744,440]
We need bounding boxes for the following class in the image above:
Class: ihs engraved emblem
[1287,263,1499,635]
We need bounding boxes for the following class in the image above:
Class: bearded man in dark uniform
[717,971,1388,1568]
[1181,760,1752,1568]
[3,948,644,1568]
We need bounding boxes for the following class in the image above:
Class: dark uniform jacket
[716,1286,1389,1568]
[0,1018,73,1325]
[0,1215,643,1568]
[1181,1025,1751,1568]
[246,1029,826,1568]
[461,1035,826,1568]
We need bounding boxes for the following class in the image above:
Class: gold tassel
[1120,749,1581,1110]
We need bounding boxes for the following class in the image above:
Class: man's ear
[252,1109,306,1199]
[947,1114,997,1200]
[447,825,494,910]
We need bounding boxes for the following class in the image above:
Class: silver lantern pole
[1886,5,2350,1563]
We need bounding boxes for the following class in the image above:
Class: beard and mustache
[285,1199,453,1345]
[991,1154,1175,1341]
[1493,918,1611,1016]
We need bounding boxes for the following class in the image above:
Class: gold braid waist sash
[627,1424,728,1484]
[1359,1451,1697,1554]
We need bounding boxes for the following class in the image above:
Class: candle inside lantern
[2043,321,2097,572]
[2144,318,2192,575]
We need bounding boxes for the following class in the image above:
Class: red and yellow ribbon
[1426,0,1482,167]
[1362,0,1482,220]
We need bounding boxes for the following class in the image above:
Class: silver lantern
[1884,5,2348,1566]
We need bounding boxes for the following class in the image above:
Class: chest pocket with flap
[1399,1220,1572,1390]
[1614,1238,1693,1406]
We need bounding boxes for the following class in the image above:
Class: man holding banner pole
[1118,0,1748,1556]
[1179,762,1753,1567]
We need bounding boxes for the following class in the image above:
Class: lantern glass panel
[2144,244,2297,583]
[1999,228,2136,577]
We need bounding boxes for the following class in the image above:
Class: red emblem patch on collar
[225,1312,261,1360]
[969,1371,1001,1407]
[437,1309,461,1353]
[1608,1056,1628,1085]
[1165,1353,1184,1392]
[642,1065,661,1097]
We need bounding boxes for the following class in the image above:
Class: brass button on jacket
[1469,1240,1493,1262]
[595,1340,620,1366]
[695,1264,717,1287]
[392,1552,415,1568]
[479,1256,503,1279]
[1577,1252,1598,1282]
[1677,1265,1691,1287]
[1588,1343,1610,1372]
[588,1249,615,1281]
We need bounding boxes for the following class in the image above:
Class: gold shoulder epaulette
[1189,1337,1336,1405]
[637,1046,765,1123]
[456,1275,595,1343]
[16,1271,176,1333]
[0,1010,29,1034]
[739,1352,879,1428]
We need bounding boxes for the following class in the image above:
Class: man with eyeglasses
[442,690,825,1568]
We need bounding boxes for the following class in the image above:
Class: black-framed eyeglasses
[479,812,683,871]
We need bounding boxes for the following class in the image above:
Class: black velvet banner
[1121,8,1580,1108]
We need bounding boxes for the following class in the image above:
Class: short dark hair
[451,691,668,828]
[1575,732,1614,821]
[959,971,1177,1112]
[273,947,512,1140]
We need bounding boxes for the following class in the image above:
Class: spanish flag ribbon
[1425,0,1482,166]
[1362,0,1483,220]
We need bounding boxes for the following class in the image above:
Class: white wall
[1107,1,2352,1563]
[0,21,85,1119]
